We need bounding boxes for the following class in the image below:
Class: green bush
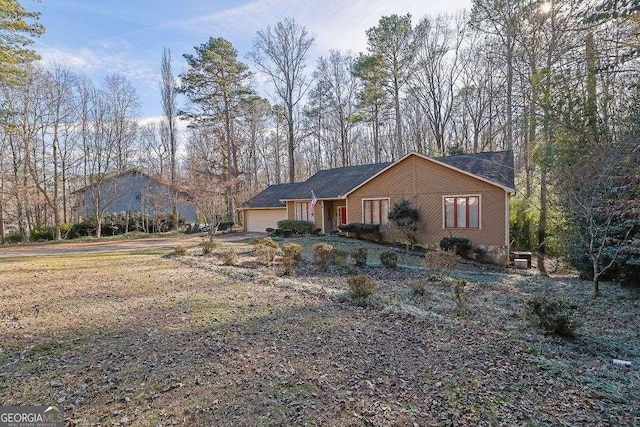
[30,226,55,241]
[216,221,234,232]
[313,242,334,269]
[440,237,472,257]
[388,200,419,236]
[351,247,368,268]
[347,274,377,298]
[4,233,23,244]
[379,250,398,269]
[525,296,575,337]
[273,228,293,237]
[173,246,187,256]
[277,219,314,235]
[339,223,381,241]
[68,222,95,238]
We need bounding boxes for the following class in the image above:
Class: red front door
[339,207,347,227]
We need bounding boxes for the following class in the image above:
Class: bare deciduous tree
[248,18,315,183]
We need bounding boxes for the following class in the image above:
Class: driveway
[0,232,266,258]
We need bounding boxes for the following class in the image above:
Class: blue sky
[33,0,471,120]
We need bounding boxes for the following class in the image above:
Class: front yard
[0,235,638,425]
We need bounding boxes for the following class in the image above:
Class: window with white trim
[362,198,389,225]
[294,201,310,221]
[444,196,480,229]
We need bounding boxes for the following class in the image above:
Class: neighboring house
[240,150,515,264]
[75,169,197,223]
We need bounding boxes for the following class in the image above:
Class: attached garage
[240,182,303,232]
[244,207,287,232]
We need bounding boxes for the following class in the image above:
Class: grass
[1,235,639,425]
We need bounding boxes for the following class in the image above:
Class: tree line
[1,0,638,290]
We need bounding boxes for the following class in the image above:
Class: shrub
[424,250,460,278]
[379,250,398,269]
[351,247,368,268]
[408,280,427,296]
[313,242,334,269]
[347,275,377,298]
[525,296,575,337]
[339,223,381,241]
[216,221,234,232]
[281,243,302,276]
[265,227,275,233]
[451,279,467,316]
[220,248,239,266]
[281,256,297,276]
[173,246,187,256]
[4,233,23,244]
[200,239,220,255]
[440,237,472,257]
[472,246,488,262]
[30,226,55,241]
[332,248,349,267]
[60,224,73,239]
[281,242,302,262]
[388,199,420,247]
[252,236,279,249]
[277,219,314,235]
[68,221,95,238]
[255,244,279,265]
[273,228,293,238]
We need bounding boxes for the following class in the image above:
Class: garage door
[245,208,287,232]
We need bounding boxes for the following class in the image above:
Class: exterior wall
[347,155,509,264]
[80,172,197,222]
[285,200,323,231]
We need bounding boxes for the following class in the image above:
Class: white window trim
[442,194,482,230]
[361,197,390,225]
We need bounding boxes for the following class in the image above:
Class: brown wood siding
[347,155,507,247]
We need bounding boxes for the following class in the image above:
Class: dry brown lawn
[0,237,638,426]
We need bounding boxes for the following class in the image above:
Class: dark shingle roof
[286,162,393,199]
[242,150,514,208]
[435,150,515,190]
[241,183,303,208]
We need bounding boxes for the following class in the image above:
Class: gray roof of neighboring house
[241,150,514,208]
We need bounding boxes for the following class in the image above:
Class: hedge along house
[240,150,515,264]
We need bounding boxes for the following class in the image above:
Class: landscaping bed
[0,235,638,425]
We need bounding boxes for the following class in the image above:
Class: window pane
[445,198,455,228]
[364,201,371,224]
[381,200,389,225]
[469,197,479,228]
[372,201,380,224]
[457,198,467,228]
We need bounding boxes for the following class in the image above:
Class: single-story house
[75,169,197,223]
[240,150,515,264]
